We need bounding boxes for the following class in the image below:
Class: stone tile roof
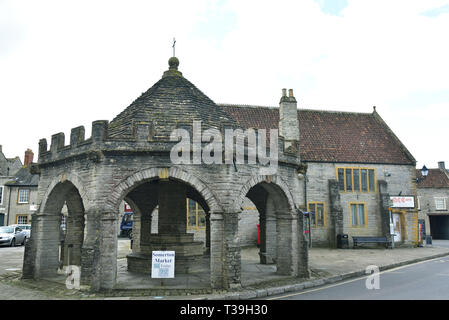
[416,169,449,188]
[5,166,39,187]
[108,61,242,140]
[219,104,416,165]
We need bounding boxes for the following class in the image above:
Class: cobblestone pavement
[1,239,449,300]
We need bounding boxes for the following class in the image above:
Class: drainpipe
[6,186,12,226]
[304,170,311,248]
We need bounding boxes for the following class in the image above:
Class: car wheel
[10,238,15,247]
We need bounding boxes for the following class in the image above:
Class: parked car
[0,226,27,247]
[10,224,31,238]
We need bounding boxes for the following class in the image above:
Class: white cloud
[0,0,448,167]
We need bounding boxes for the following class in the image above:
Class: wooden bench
[352,236,391,248]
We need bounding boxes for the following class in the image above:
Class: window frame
[336,167,377,193]
[435,197,447,211]
[186,198,206,231]
[16,215,29,224]
[17,189,30,204]
[307,201,327,228]
[349,202,368,227]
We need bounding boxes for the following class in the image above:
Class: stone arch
[106,166,223,214]
[39,172,90,214]
[233,174,296,214]
[29,176,87,278]
[235,174,299,278]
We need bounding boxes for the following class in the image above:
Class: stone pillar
[158,181,187,234]
[296,209,310,278]
[22,214,38,279]
[328,179,344,248]
[378,180,392,242]
[260,196,277,264]
[138,211,151,252]
[210,212,224,289]
[97,213,118,290]
[33,213,61,278]
[224,212,241,289]
[80,209,100,287]
[64,214,84,266]
[276,213,294,275]
[205,211,211,254]
[260,216,277,264]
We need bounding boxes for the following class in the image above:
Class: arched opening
[240,180,296,286]
[114,177,212,289]
[35,180,85,278]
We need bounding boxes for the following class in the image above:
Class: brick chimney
[24,149,34,166]
[438,161,446,170]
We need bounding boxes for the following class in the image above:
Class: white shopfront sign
[389,196,415,208]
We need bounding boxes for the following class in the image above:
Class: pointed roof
[108,57,241,140]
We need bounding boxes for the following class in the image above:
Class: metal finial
[172,38,176,57]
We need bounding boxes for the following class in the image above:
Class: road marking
[268,256,449,300]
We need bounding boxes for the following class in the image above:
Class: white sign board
[151,251,175,278]
[389,196,415,208]
[30,205,38,211]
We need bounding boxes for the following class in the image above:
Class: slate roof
[220,104,416,165]
[5,166,39,187]
[416,169,449,188]
[108,58,242,140]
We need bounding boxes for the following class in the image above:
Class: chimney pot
[282,88,287,97]
[288,89,294,97]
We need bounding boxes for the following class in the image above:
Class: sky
[0,0,448,170]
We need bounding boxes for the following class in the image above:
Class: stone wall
[417,187,449,235]
[304,162,417,247]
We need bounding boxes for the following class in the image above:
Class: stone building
[23,57,309,291]
[0,147,35,226]
[221,105,418,248]
[417,162,449,239]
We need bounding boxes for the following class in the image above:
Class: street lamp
[421,165,428,178]
[417,165,429,183]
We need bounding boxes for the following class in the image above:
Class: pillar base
[127,233,205,274]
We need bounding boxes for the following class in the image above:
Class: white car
[0,226,27,247]
[10,224,31,238]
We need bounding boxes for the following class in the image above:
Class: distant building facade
[1,149,39,226]
[417,162,449,239]
[0,145,23,226]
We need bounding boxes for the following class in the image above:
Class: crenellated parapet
[37,118,300,168]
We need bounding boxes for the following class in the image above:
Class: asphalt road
[267,255,449,300]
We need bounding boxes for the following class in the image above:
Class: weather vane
[172,38,176,57]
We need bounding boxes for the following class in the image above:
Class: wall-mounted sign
[30,205,38,211]
[151,251,175,278]
[389,196,415,208]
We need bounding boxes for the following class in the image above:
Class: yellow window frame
[349,202,368,227]
[186,198,206,231]
[307,202,327,228]
[336,167,377,193]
